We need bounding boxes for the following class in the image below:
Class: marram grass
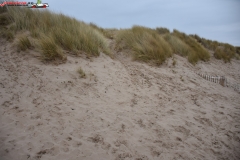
[116,26,172,65]
[6,7,110,61]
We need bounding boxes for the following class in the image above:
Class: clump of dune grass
[164,34,191,57]
[116,25,172,65]
[77,67,86,78]
[17,36,32,51]
[0,29,14,41]
[235,54,240,60]
[173,30,210,64]
[214,47,226,62]
[0,5,8,14]
[6,7,110,60]
[0,13,12,26]
[156,27,170,34]
[172,57,176,66]
[191,34,220,51]
[236,47,240,55]
[214,44,236,63]
[236,47,240,60]
[40,35,66,62]
[224,43,236,56]
[30,28,40,38]
[89,23,117,39]
[0,9,14,41]
[191,34,238,62]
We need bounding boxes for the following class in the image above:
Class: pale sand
[0,38,240,160]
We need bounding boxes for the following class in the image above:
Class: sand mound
[0,38,240,160]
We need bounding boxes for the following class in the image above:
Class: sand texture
[0,38,240,160]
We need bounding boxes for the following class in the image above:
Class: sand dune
[0,38,240,160]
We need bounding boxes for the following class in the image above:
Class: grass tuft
[172,58,176,66]
[1,29,14,41]
[236,47,240,55]
[214,44,236,63]
[89,23,117,39]
[0,10,14,41]
[17,36,32,51]
[156,27,170,34]
[116,25,172,65]
[164,34,191,57]
[40,35,66,62]
[0,13,12,25]
[0,6,8,14]
[77,67,86,78]
[173,30,210,64]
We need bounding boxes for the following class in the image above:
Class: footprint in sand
[72,141,82,148]
[136,119,146,128]
[194,116,213,127]
[135,155,149,160]
[88,134,104,144]
[173,126,190,138]
[114,139,128,148]
[35,146,60,159]
[2,101,12,108]
[88,134,111,150]
[212,138,222,149]
[115,152,132,160]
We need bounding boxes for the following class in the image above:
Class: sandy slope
[0,38,240,160]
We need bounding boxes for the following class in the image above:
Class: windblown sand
[0,38,240,160]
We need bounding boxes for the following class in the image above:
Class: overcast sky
[42,0,240,46]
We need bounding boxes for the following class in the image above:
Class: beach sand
[0,38,240,160]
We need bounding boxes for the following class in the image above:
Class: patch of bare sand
[0,38,240,160]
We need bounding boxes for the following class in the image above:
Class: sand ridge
[0,38,240,160]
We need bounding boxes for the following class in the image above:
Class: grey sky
[43,0,240,46]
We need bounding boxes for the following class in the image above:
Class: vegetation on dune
[214,47,227,62]
[89,23,117,40]
[0,6,110,62]
[0,12,11,25]
[0,6,239,65]
[236,47,240,55]
[116,26,172,65]
[191,34,219,50]
[0,29,14,41]
[17,36,32,51]
[0,8,14,41]
[156,27,170,35]
[40,35,66,62]
[173,30,210,64]
[214,44,236,62]
[77,67,86,78]
[236,47,240,60]
[163,34,191,57]
[191,34,237,62]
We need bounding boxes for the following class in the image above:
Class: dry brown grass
[173,30,210,64]
[214,44,236,63]
[156,27,170,34]
[17,36,32,51]
[77,67,86,78]
[40,35,66,62]
[116,26,172,65]
[191,34,237,62]
[5,7,110,61]
[163,34,191,57]
[89,23,117,39]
